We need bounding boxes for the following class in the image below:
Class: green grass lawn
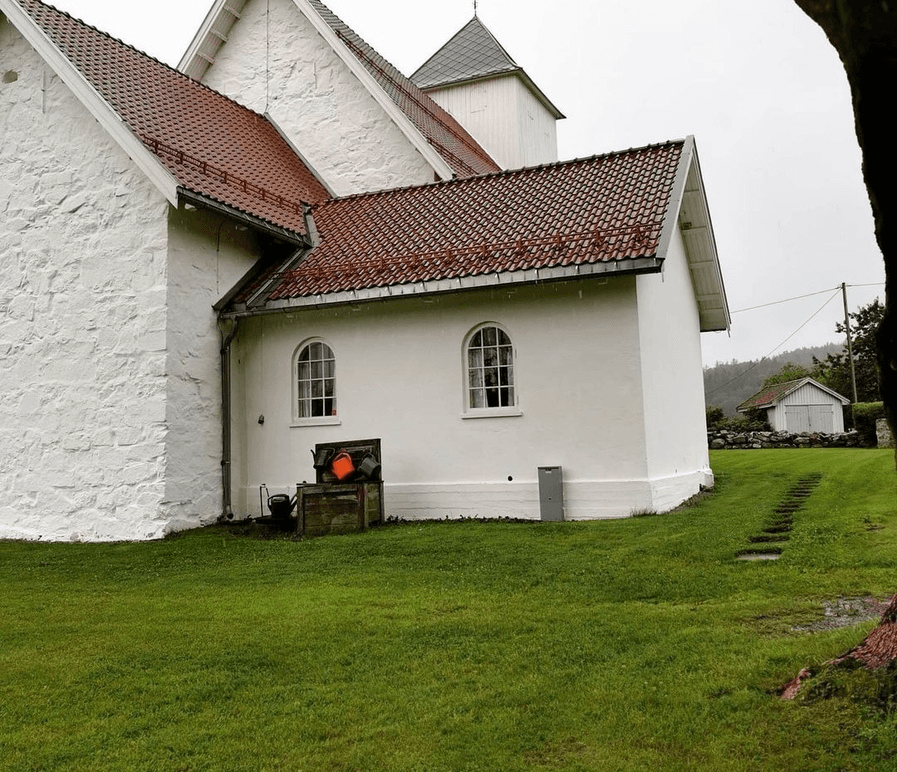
[2,449,897,771]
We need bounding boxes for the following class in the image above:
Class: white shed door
[784,404,834,433]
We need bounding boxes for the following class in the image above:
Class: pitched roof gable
[9,0,329,236]
[232,141,684,306]
[180,0,501,180]
[737,378,850,412]
[411,16,563,120]
[412,16,518,89]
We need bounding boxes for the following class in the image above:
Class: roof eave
[3,0,180,206]
[221,256,662,317]
[178,188,310,247]
[178,0,249,80]
[658,135,730,334]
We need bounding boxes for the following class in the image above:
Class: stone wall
[201,0,437,196]
[708,429,861,450]
[0,18,171,540]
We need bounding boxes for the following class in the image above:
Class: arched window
[466,325,515,409]
[295,340,336,419]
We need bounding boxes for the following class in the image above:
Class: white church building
[0,0,729,541]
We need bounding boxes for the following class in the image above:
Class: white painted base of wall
[237,469,714,523]
[388,470,713,521]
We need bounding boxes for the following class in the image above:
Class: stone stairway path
[736,473,822,561]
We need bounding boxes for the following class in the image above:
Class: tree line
[705,299,884,416]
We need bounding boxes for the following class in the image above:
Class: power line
[706,288,841,397]
[732,282,884,314]
[732,287,839,314]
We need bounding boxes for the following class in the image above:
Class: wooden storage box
[298,482,382,537]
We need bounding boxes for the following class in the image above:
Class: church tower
[411,15,564,170]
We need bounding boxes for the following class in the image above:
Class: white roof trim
[2,0,180,207]
[742,377,852,410]
[658,136,730,333]
[222,257,662,317]
[177,0,457,181]
[291,0,456,181]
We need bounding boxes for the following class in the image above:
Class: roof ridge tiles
[311,139,687,209]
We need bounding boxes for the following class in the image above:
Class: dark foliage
[812,299,884,403]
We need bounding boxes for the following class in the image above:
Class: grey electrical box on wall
[538,466,564,521]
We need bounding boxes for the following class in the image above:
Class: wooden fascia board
[291,0,457,181]
[2,0,179,206]
[177,0,227,74]
[178,0,245,80]
[791,378,851,405]
[661,135,731,333]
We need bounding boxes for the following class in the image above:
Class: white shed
[737,378,850,433]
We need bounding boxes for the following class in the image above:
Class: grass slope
[2,449,896,771]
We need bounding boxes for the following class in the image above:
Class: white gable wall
[0,18,265,541]
[0,17,170,540]
[229,277,658,521]
[426,75,559,170]
[635,226,713,511]
[199,0,436,196]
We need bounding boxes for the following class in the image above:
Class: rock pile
[707,429,862,450]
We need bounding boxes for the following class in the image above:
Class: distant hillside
[704,344,843,416]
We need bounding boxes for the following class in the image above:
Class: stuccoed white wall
[231,277,660,520]
[163,207,262,530]
[0,18,170,540]
[635,225,714,510]
[200,0,436,196]
[427,75,559,170]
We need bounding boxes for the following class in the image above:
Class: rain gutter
[217,317,239,520]
[219,256,663,319]
[178,188,308,247]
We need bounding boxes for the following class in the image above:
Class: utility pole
[842,282,859,403]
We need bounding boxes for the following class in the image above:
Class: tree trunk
[792,1,897,458]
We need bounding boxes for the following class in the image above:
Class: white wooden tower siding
[411,16,564,170]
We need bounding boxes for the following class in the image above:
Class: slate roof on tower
[180,0,501,179]
[413,16,520,88]
[8,0,330,236]
[411,16,564,120]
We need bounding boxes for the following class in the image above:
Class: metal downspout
[218,317,239,520]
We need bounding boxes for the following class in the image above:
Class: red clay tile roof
[261,141,683,301]
[19,0,329,235]
[306,0,501,179]
[736,379,807,411]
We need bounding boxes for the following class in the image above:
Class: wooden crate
[298,482,382,537]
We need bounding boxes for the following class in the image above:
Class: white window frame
[291,338,340,427]
[462,323,522,419]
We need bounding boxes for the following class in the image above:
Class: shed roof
[411,16,564,119]
[737,378,851,412]
[229,140,701,306]
[9,0,329,236]
[179,0,501,179]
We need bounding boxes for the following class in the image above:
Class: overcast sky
[47,0,887,366]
